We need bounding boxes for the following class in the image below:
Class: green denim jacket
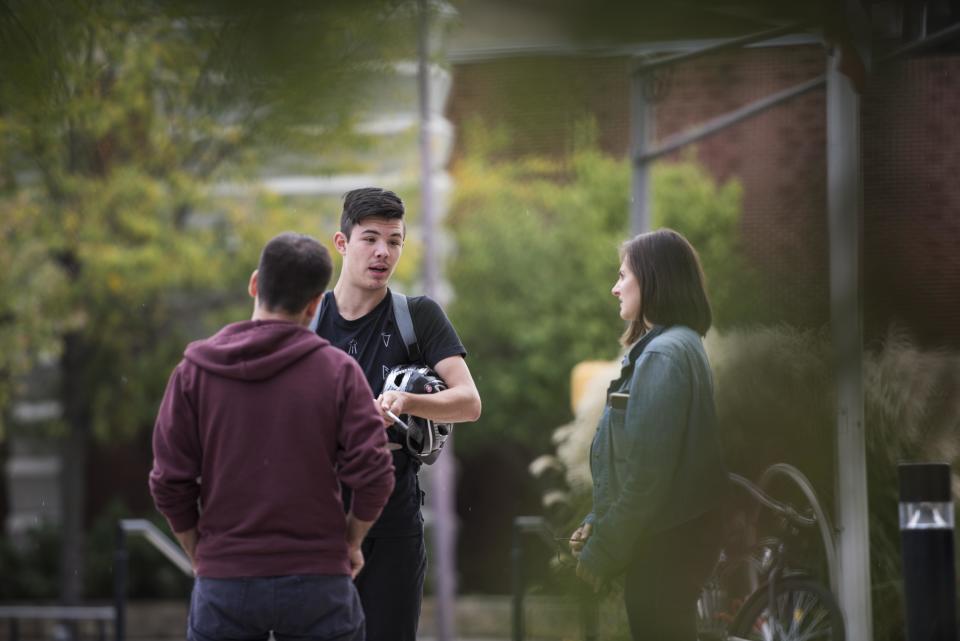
[578,325,728,580]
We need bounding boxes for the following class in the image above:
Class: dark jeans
[188,575,363,641]
[354,534,427,641]
[623,511,721,641]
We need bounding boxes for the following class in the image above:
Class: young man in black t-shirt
[315,187,481,641]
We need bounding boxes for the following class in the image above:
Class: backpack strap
[310,290,421,363]
[391,292,422,363]
[308,291,331,333]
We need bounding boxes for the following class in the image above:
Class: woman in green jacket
[571,229,728,641]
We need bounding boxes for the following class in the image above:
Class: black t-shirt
[316,289,466,537]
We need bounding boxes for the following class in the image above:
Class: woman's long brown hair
[620,228,712,346]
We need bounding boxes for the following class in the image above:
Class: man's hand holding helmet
[380,365,453,464]
[377,390,409,426]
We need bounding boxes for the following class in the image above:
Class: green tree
[652,158,766,328]
[0,0,414,601]
[447,133,756,452]
[447,147,627,452]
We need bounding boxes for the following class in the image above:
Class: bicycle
[697,465,845,641]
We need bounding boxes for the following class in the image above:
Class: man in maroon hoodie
[149,232,394,641]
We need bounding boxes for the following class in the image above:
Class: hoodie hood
[184,320,325,381]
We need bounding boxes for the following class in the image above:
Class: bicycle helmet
[382,365,453,465]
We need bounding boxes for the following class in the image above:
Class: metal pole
[511,520,524,641]
[827,45,871,641]
[578,587,599,641]
[418,2,457,640]
[635,75,826,164]
[113,523,127,641]
[634,22,806,74]
[629,63,653,236]
[878,20,960,62]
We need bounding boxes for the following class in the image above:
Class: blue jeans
[188,575,363,641]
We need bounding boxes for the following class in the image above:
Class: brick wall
[652,46,829,328]
[448,46,960,346]
[863,56,960,347]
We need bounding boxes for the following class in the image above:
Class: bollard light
[899,462,957,641]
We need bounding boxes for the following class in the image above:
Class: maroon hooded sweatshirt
[149,319,394,578]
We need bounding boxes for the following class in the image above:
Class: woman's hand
[569,522,592,558]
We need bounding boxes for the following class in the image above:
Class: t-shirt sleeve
[409,296,467,369]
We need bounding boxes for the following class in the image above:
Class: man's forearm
[345,512,376,548]
[400,387,481,423]
[174,528,198,565]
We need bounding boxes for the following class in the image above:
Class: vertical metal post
[114,523,128,641]
[418,1,457,640]
[578,588,599,641]
[827,46,872,641]
[629,62,654,236]
[417,0,438,299]
[511,521,524,641]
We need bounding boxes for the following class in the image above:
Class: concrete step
[0,595,627,640]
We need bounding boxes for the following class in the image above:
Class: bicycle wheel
[730,576,844,641]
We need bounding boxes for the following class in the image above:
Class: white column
[418,2,458,640]
[827,46,872,641]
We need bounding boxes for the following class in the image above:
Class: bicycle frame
[698,465,842,641]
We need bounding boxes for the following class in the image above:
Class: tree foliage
[0,0,413,437]
[447,127,756,452]
[450,128,749,448]
[0,0,416,599]
[651,156,766,328]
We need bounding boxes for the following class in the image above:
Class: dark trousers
[188,575,363,641]
[623,511,721,641]
[354,534,427,641]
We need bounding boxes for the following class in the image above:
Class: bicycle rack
[114,519,193,641]
[756,463,839,597]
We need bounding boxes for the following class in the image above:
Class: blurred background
[2,1,960,639]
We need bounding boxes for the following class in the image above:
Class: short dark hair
[621,228,712,345]
[257,232,332,314]
[340,187,405,238]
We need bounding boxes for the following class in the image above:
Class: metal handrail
[0,606,115,641]
[118,519,192,575]
[114,519,193,641]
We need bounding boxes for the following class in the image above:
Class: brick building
[446,18,960,347]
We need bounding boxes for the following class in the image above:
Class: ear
[333,231,348,256]
[248,270,259,299]
[303,294,322,323]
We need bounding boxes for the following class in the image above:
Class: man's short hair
[257,232,332,314]
[340,187,405,239]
